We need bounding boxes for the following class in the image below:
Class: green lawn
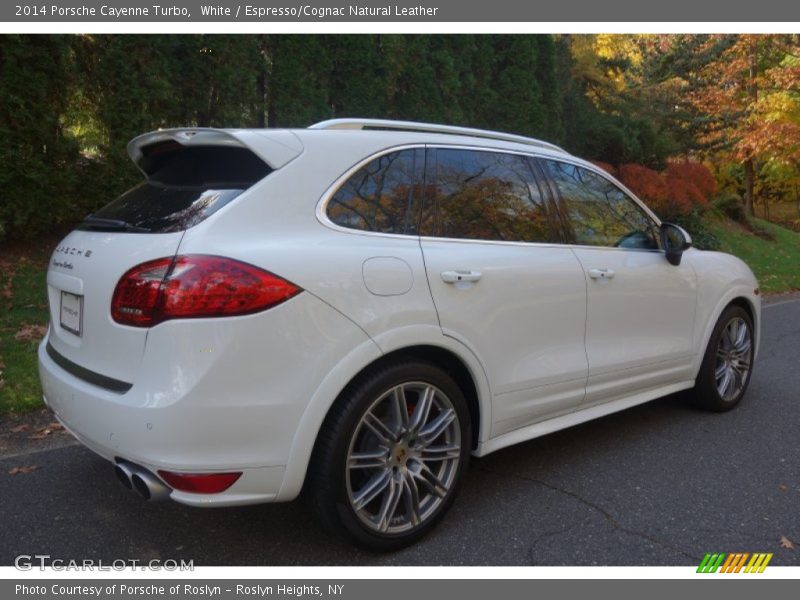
[1,215,798,416]
[707,216,800,294]
[0,252,50,414]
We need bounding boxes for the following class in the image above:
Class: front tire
[308,360,471,551]
[694,305,754,412]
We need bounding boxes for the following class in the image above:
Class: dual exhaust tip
[114,461,171,502]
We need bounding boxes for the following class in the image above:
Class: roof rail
[308,118,567,154]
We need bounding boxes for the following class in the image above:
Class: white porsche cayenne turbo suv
[39,119,760,550]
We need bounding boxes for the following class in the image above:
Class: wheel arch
[728,295,756,326]
[693,291,761,380]
[276,331,491,501]
[340,345,483,452]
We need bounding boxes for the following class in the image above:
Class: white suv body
[38,119,760,549]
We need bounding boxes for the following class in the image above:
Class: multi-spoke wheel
[694,305,755,411]
[308,361,470,551]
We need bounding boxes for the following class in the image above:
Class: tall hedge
[0,34,674,242]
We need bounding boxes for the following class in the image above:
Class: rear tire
[308,360,471,552]
[693,305,754,412]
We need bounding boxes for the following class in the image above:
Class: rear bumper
[39,339,286,507]
[37,292,374,507]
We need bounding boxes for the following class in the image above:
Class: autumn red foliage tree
[666,160,717,200]
[591,161,617,176]
[612,160,715,217]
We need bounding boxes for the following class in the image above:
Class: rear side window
[426,148,561,244]
[81,143,271,233]
[542,159,659,250]
[326,149,424,235]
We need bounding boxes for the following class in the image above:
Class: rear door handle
[441,270,482,284]
[588,268,615,280]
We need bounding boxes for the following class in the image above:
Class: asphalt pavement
[1,298,798,566]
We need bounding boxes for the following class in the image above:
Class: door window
[541,159,659,250]
[425,148,562,244]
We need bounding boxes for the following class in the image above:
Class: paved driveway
[1,298,798,565]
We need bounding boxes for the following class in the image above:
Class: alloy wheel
[714,316,752,402]
[345,382,462,535]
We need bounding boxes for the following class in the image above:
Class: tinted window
[88,185,246,233]
[542,160,658,249]
[82,143,271,233]
[327,149,423,235]
[427,149,561,243]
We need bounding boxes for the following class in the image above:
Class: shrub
[607,159,717,221]
[669,210,721,251]
[666,160,717,200]
[617,163,668,201]
[713,194,748,224]
[591,161,617,176]
[749,221,776,241]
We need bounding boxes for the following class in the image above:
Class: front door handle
[441,270,482,284]
[588,268,615,280]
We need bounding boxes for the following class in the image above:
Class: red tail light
[157,470,242,494]
[111,255,302,327]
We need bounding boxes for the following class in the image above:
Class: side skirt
[474,380,695,457]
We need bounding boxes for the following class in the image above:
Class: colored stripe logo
[697,552,773,573]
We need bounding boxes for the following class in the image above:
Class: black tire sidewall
[322,361,471,552]
[696,305,754,411]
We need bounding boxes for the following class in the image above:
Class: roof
[308,118,569,155]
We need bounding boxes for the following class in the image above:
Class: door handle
[441,270,482,284]
[588,268,615,280]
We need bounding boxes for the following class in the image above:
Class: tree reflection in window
[430,149,561,244]
[327,149,422,235]
[542,160,658,250]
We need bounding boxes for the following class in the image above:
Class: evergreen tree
[0,35,78,240]
[267,35,332,126]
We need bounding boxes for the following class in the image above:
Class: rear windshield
[80,143,271,233]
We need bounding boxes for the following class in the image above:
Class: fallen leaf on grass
[10,424,29,433]
[780,535,795,550]
[14,323,48,342]
[8,465,38,475]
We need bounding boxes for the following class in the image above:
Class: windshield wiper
[79,216,151,233]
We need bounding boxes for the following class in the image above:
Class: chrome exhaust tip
[130,470,171,502]
[114,462,135,490]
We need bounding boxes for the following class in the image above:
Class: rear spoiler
[127,128,304,175]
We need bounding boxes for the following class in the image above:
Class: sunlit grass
[707,216,800,294]
[0,253,50,414]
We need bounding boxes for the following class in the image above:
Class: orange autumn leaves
[688,35,800,164]
[594,160,717,217]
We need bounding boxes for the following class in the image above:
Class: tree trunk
[257,35,268,128]
[744,158,755,217]
[795,182,799,218]
[744,37,758,217]
[265,36,277,128]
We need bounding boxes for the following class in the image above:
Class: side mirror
[660,222,692,266]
